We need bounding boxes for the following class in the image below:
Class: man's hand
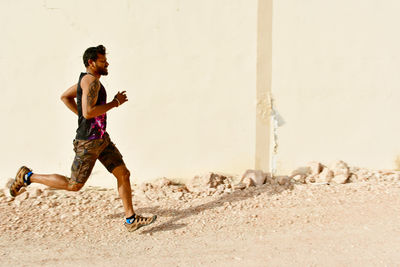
[114,91,128,107]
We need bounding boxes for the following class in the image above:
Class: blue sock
[126,214,136,224]
[24,172,33,185]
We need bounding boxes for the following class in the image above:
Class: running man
[9,45,156,232]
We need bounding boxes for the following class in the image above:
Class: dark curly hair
[83,45,106,67]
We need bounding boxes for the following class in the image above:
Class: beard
[99,69,108,76]
[95,64,108,76]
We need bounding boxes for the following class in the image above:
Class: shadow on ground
[107,183,293,234]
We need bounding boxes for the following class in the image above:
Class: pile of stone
[130,173,236,201]
[2,160,399,203]
[132,178,190,201]
[233,169,291,190]
[186,172,235,195]
[290,160,400,185]
[226,160,400,190]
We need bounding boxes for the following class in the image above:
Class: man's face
[94,54,109,75]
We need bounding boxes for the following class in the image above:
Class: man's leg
[22,147,94,192]
[112,165,135,218]
[30,173,83,191]
[9,166,85,196]
[99,136,156,231]
[16,139,97,193]
[111,164,157,232]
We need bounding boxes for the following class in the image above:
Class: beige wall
[272,0,400,173]
[3,0,397,188]
[0,0,258,187]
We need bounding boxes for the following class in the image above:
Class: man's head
[83,45,109,76]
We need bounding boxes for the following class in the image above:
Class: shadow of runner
[137,183,292,234]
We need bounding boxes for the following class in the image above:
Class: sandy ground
[1,174,400,266]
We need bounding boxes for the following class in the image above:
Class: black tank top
[75,73,107,140]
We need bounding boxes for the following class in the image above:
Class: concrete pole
[255,0,273,172]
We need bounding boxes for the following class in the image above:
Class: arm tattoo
[87,80,100,106]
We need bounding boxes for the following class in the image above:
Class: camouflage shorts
[69,133,125,185]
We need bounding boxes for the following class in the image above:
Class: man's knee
[117,168,131,183]
[121,169,130,181]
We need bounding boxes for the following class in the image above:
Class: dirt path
[1,180,400,266]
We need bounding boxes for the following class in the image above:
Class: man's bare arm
[81,75,123,119]
[60,84,78,115]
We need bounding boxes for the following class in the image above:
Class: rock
[207,187,217,196]
[276,176,289,186]
[140,183,152,192]
[29,188,43,198]
[217,184,226,192]
[43,190,55,197]
[329,161,351,184]
[330,160,350,179]
[307,162,323,176]
[240,170,270,186]
[186,174,208,191]
[49,194,58,200]
[243,177,255,188]
[291,166,311,177]
[357,170,372,181]
[15,191,29,201]
[223,178,231,184]
[155,177,173,188]
[233,183,246,190]
[332,174,349,184]
[187,172,228,192]
[305,175,316,184]
[173,192,184,200]
[316,167,334,183]
[208,173,226,188]
[176,185,189,193]
[224,188,233,194]
[203,173,217,187]
[292,174,305,184]
[348,174,358,183]
[185,185,202,193]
